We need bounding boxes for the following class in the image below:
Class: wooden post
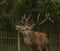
[17,33,20,51]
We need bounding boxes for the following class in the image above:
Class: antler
[20,14,31,25]
[25,14,31,24]
[39,13,49,25]
[20,15,26,24]
[37,13,49,25]
[36,13,54,25]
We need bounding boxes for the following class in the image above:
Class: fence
[0,31,17,51]
[0,22,60,51]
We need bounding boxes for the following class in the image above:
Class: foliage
[0,0,60,32]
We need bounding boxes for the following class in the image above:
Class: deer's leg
[29,46,33,51]
[45,46,48,51]
[46,47,48,51]
[38,45,42,51]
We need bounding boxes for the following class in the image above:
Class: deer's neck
[23,30,33,45]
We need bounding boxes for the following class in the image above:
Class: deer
[16,13,51,51]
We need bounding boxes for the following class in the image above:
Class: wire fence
[0,22,60,51]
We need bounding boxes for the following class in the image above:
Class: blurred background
[0,0,60,51]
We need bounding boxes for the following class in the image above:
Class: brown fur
[16,25,49,51]
[28,31,49,51]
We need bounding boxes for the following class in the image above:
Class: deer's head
[16,14,35,36]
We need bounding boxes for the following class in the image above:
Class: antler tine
[49,16,54,23]
[25,14,31,22]
[20,15,26,24]
[45,13,49,18]
[22,15,26,20]
[46,13,54,23]
[28,14,31,20]
[39,13,49,25]
[37,13,40,23]
[24,14,31,25]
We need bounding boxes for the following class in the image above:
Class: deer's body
[23,30,48,45]
[16,25,48,51]
[24,31,48,51]
[16,14,49,51]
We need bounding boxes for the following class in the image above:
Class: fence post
[17,32,20,51]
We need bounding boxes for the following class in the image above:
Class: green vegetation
[0,0,60,51]
[0,0,60,32]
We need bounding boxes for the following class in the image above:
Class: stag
[16,13,49,51]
